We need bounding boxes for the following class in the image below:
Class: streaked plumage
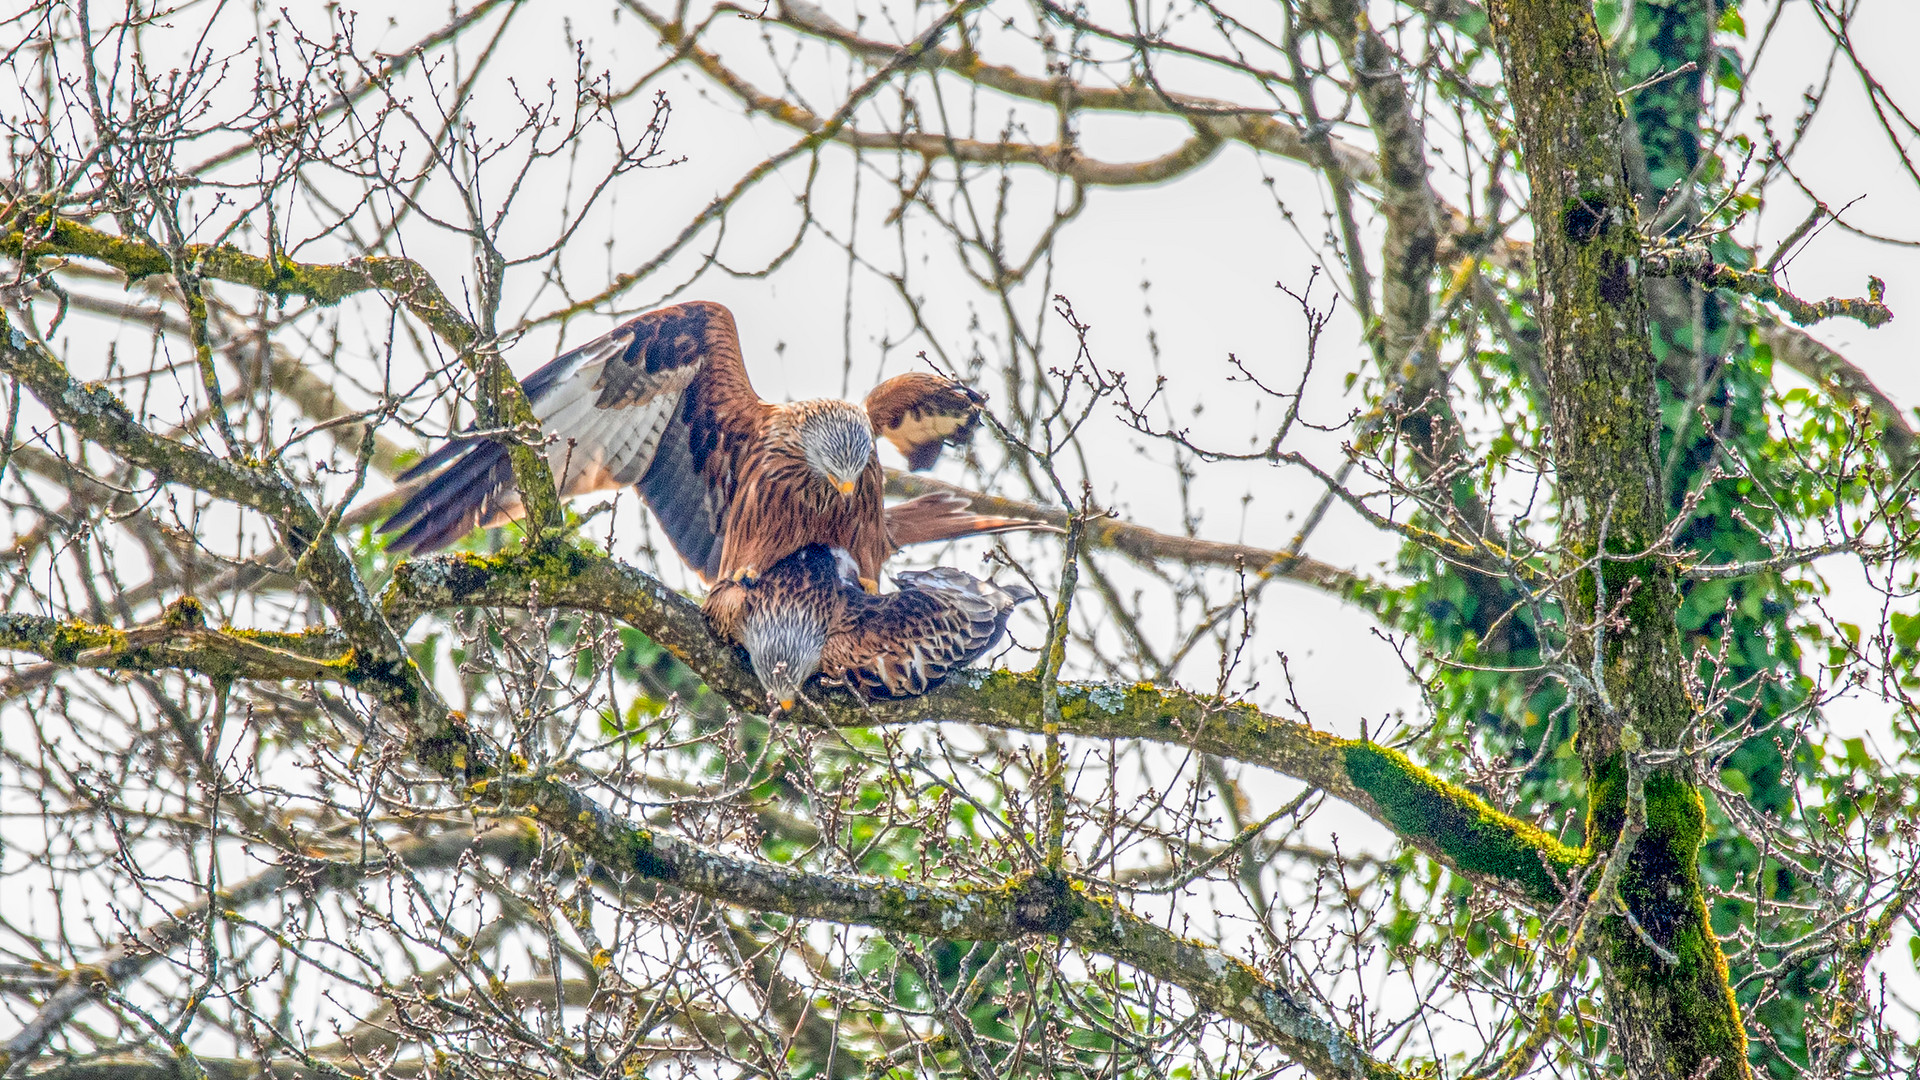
[379,302,998,585]
[705,544,1035,711]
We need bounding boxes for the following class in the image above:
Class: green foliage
[1358,4,1917,1074]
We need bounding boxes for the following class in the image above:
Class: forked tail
[884,492,1062,552]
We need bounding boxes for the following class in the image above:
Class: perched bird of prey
[379,301,998,587]
[704,544,1036,713]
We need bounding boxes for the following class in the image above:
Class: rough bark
[1485,1,1749,1077]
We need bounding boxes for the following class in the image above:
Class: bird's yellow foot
[859,576,880,595]
[729,567,760,588]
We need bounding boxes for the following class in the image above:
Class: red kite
[704,544,1036,711]
[381,302,1013,586]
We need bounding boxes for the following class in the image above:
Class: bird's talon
[859,576,880,595]
[730,567,760,588]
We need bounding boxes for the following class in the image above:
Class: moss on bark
[1487,0,1751,1076]
[1344,742,1583,905]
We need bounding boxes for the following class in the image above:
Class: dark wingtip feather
[394,435,481,484]
[379,440,514,554]
[904,441,945,471]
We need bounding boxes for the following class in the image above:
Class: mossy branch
[382,545,1585,907]
[1644,244,1894,328]
[3,214,475,344]
[0,607,352,685]
[3,309,1532,1077]
[1487,0,1752,1074]
[0,330,1401,1077]
[3,602,1401,1074]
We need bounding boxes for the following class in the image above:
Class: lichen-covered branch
[2,318,1413,1078]
[0,533,1582,914]
[3,215,477,346]
[0,604,351,684]
[1644,244,1894,328]
[1486,0,1751,1075]
[382,546,1583,906]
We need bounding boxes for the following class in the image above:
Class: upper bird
[379,301,988,588]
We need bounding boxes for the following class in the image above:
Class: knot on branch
[160,596,207,631]
[1007,871,1082,935]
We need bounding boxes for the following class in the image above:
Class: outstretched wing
[864,373,984,471]
[380,301,763,561]
[824,567,1035,699]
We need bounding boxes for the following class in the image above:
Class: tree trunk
[1484,2,1751,1077]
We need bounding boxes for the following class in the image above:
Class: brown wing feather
[822,567,1034,699]
[864,373,984,471]
[707,545,1030,706]
[634,303,775,581]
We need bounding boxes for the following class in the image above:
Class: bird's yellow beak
[835,479,857,496]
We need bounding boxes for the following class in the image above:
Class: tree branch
[474,769,1402,1080]
[3,289,1564,1080]
[381,545,1583,906]
[0,824,539,1074]
[2,213,561,538]
[1643,245,1894,329]
[884,471,1371,599]
[630,3,1226,188]
[0,311,413,692]
[0,604,351,684]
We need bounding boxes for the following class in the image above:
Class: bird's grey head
[798,402,875,497]
[740,605,828,712]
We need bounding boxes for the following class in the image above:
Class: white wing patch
[882,410,971,453]
[528,351,698,499]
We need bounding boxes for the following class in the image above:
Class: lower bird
[704,544,1036,713]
